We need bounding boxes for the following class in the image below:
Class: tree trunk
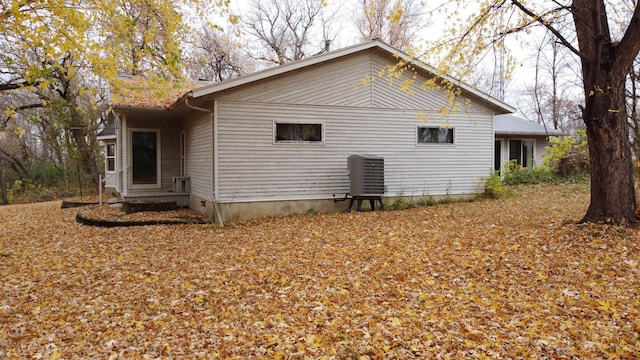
[581,70,637,225]
[572,0,640,225]
[69,97,100,188]
[0,158,8,205]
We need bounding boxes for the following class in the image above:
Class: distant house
[102,39,514,223]
[494,114,566,172]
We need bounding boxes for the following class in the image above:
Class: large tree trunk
[572,0,640,225]
[581,68,637,225]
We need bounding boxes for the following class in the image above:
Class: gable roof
[495,114,566,136]
[189,39,516,115]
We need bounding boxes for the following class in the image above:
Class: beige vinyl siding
[216,51,372,107]
[534,137,548,167]
[216,101,493,203]
[183,113,213,200]
[370,51,489,114]
[104,173,117,188]
[215,48,485,114]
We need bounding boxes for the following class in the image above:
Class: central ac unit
[348,155,384,197]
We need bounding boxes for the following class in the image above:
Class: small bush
[543,129,588,168]
[482,171,512,199]
[502,160,557,185]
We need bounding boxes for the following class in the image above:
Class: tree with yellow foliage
[0,0,225,187]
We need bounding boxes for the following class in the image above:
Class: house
[494,114,566,172]
[103,39,515,223]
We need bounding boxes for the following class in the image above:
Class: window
[106,143,115,172]
[131,130,160,186]
[509,139,534,168]
[275,122,322,143]
[418,126,454,144]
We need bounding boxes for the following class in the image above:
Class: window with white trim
[509,139,534,168]
[275,122,323,143]
[418,126,454,144]
[106,143,115,172]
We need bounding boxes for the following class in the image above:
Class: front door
[131,129,161,187]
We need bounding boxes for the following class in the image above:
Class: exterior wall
[215,49,478,112]
[182,112,214,201]
[214,51,373,107]
[534,137,549,166]
[215,102,493,205]
[496,135,550,170]
[212,48,495,211]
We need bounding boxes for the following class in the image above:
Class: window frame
[416,125,455,145]
[105,142,116,173]
[508,138,535,168]
[273,121,325,144]
[129,128,162,189]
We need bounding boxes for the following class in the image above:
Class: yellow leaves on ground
[1,183,640,358]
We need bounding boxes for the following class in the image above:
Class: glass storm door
[131,130,159,186]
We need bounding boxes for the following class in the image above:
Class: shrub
[502,160,557,185]
[482,171,512,199]
[31,162,66,187]
[544,128,589,170]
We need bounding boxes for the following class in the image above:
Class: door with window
[130,130,161,187]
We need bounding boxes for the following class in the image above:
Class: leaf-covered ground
[1,182,639,359]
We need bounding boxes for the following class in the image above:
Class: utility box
[172,176,191,193]
[348,155,384,197]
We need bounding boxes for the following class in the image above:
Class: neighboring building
[494,114,566,172]
[103,39,515,223]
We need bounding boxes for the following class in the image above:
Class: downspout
[184,97,224,226]
[119,112,127,196]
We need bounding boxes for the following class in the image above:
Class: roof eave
[495,131,567,136]
[112,104,171,112]
[97,134,116,140]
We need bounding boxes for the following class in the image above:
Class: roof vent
[348,155,384,197]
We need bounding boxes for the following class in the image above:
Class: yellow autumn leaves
[1,182,640,358]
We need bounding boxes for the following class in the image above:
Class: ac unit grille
[348,155,384,197]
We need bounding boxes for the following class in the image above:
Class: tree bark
[69,97,100,189]
[581,68,637,225]
[0,158,8,205]
[572,0,640,225]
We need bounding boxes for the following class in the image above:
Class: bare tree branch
[509,0,582,58]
